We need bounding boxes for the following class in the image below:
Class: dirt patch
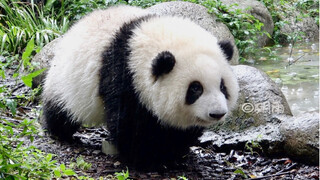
[31,126,319,180]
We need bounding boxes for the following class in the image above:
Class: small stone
[92,150,101,155]
[101,140,118,155]
[279,112,319,165]
[215,168,223,173]
[0,56,6,63]
[113,161,121,167]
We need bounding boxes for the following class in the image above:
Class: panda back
[43,6,150,125]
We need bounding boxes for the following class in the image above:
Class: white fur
[43,6,149,125]
[128,16,238,128]
[43,5,238,128]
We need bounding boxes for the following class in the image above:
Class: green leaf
[35,47,41,53]
[234,169,248,178]
[0,101,5,109]
[46,154,53,162]
[60,164,66,171]
[22,38,34,67]
[64,169,76,176]
[13,73,19,78]
[21,68,46,88]
[0,86,5,93]
[6,99,17,115]
[44,0,57,11]
[0,69,5,79]
[54,169,61,178]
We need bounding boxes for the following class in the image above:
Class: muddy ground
[29,125,318,180]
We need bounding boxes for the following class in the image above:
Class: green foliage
[258,0,319,44]
[178,175,189,180]
[70,156,92,171]
[0,113,90,179]
[0,119,56,179]
[44,0,109,22]
[123,0,269,60]
[4,99,17,116]
[244,135,263,155]
[0,0,70,55]
[127,0,169,8]
[234,168,248,178]
[115,168,131,180]
[21,68,46,88]
[0,83,18,117]
[198,0,267,59]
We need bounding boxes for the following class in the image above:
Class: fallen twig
[287,53,306,66]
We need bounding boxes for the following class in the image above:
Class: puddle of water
[243,41,319,116]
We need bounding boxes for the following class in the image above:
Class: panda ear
[152,51,176,79]
[218,40,234,61]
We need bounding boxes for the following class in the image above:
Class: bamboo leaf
[22,38,35,67]
[21,68,46,88]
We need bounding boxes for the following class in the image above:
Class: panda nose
[209,113,226,119]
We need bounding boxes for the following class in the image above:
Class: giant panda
[42,5,239,169]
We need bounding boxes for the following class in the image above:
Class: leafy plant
[115,168,131,180]
[70,156,92,171]
[0,119,51,179]
[194,0,268,60]
[244,135,263,155]
[258,0,319,44]
[0,0,69,54]
[43,0,111,22]
[53,163,77,178]
[0,83,18,116]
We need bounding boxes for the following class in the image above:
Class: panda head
[128,16,239,129]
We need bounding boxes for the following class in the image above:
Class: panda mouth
[196,117,212,125]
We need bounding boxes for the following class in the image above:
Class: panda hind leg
[42,100,80,142]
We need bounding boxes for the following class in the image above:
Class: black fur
[152,51,176,80]
[99,15,204,170]
[218,40,234,61]
[186,81,203,105]
[220,79,229,99]
[43,100,80,142]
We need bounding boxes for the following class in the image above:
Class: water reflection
[244,41,319,116]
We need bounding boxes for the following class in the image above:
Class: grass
[0,0,69,55]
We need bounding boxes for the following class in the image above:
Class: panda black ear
[152,51,176,79]
[219,40,234,61]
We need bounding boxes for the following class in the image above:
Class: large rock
[202,65,318,165]
[31,38,60,88]
[148,1,239,65]
[219,65,292,131]
[206,65,291,149]
[220,0,274,47]
[201,113,319,165]
[272,1,319,43]
[279,16,319,43]
[201,118,284,155]
[279,113,319,165]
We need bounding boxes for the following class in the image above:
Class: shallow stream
[244,41,319,116]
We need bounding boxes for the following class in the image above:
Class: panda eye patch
[186,81,203,105]
[220,79,229,99]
